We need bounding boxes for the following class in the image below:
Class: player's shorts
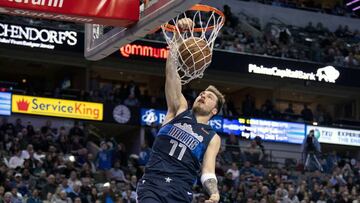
[136,176,193,203]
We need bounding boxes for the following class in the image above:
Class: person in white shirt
[226,162,240,181]
[68,171,81,189]
[7,150,24,169]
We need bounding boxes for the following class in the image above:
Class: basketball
[178,37,212,73]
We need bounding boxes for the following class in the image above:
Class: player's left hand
[205,194,220,203]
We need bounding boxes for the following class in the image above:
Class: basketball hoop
[161,4,225,84]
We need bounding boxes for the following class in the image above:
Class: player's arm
[163,20,193,125]
[163,54,188,124]
[201,134,221,203]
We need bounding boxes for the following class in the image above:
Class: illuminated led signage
[12,95,103,120]
[120,44,169,59]
[140,108,223,132]
[0,92,11,116]
[0,22,78,49]
[248,64,340,83]
[223,118,305,144]
[307,125,360,147]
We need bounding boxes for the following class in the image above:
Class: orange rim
[163,4,225,33]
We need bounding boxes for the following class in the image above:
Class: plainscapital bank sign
[0,22,77,50]
[248,64,340,83]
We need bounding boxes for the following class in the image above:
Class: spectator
[10,187,22,203]
[100,183,116,203]
[6,149,24,169]
[138,143,151,167]
[69,121,84,139]
[51,189,72,203]
[244,141,264,164]
[112,143,128,168]
[344,52,359,67]
[240,161,258,180]
[68,170,81,189]
[108,161,128,182]
[59,177,72,194]
[80,163,93,179]
[14,119,24,134]
[314,104,325,124]
[86,153,97,174]
[80,177,92,198]
[302,130,323,171]
[126,81,140,99]
[96,141,114,171]
[87,187,99,203]
[0,186,5,201]
[58,133,71,154]
[224,134,241,163]
[284,103,295,114]
[13,173,28,197]
[226,162,240,182]
[3,192,12,203]
[41,174,57,200]
[301,104,314,122]
[260,186,274,203]
[68,182,87,202]
[129,175,138,191]
[122,189,137,203]
[26,188,42,203]
[242,94,256,117]
[124,94,140,107]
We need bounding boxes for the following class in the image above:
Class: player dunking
[137,19,225,203]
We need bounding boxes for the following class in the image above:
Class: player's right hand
[205,194,220,203]
[176,18,194,31]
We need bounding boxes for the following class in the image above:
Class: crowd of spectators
[214,134,360,203]
[0,117,142,203]
[146,3,360,68]
[242,0,359,18]
[216,19,360,68]
[1,115,359,203]
[239,94,333,125]
[0,105,356,203]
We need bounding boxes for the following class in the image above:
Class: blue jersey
[143,110,216,186]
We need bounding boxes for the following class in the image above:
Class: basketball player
[137,19,224,203]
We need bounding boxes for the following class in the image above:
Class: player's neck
[194,114,210,124]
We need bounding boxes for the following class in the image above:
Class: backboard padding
[84,0,201,61]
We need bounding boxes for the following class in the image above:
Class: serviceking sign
[12,95,103,121]
[307,125,360,147]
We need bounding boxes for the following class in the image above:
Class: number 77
[169,139,186,160]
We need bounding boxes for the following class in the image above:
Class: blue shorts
[136,176,193,203]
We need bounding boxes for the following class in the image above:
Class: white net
[161,5,225,84]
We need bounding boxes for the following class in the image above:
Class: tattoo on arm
[203,178,219,195]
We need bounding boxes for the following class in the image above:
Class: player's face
[192,90,218,116]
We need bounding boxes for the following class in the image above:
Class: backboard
[84,0,201,61]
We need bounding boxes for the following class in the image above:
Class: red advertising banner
[0,0,139,26]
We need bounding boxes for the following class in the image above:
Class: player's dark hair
[205,85,225,114]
